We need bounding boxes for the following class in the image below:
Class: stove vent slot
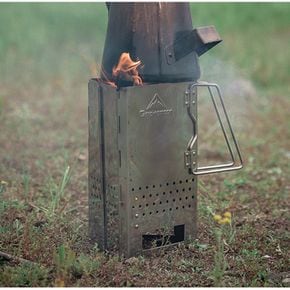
[142,224,185,249]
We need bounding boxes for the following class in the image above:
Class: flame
[112,52,143,86]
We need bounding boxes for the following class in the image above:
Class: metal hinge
[184,87,197,170]
[184,150,196,169]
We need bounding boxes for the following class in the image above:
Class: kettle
[101,3,222,83]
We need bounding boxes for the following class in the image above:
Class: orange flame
[113,52,143,86]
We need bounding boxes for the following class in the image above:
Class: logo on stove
[139,93,173,117]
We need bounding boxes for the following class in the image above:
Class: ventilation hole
[179,198,182,201]
[185,196,188,200]
[169,190,172,194]
[173,199,176,202]
[156,210,159,214]
[179,180,182,184]
[182,188,185,192]
[169,208,172,211]
[159,184,162,187]
[139,205,142,208]
[149,211,152,215]
[163,209,166,212]
[139,187,142,190]
[163,192,165,195]
[173,181,176,185]
[153,202,156,206]
[188,187,192,190]
[146,186,149,189]
[188,204,191,208]
[142,213,145,216]
[185,179,188,183]
[166,182,169,186]
[146,203,149,207]
[166,200,169,203]
[132,188,134,192]
[142,195,145,199]
[156,193,159,196]
[182,205,185,209]
[153,185,155,188]
[159,201,162,205]
[192,195,194,199]
[192,178,194,182]
[176,189,179,193]
[132,206,135,209]
[176,207,179,210]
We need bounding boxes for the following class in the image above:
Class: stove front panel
[118,82,198,256]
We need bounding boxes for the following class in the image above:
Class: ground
[0,3,289,287]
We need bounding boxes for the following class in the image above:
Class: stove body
[89,3,242,257]
[89,81,198,256]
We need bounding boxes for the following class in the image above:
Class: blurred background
[0,3,289,287]
[1,3,289,88]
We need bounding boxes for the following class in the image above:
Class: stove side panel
[88,79,105,248]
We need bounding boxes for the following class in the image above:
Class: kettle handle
[185,82,243,175]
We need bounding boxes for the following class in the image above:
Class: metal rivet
[135,197,138,201]
[168,52,173,57]
[192,151,196,155]
[192,162,196,165]
[185,91,189,95]
[192,100,196,104]
[135,224,139,228]
[186,163,190,167]
[135,213,139,218]
[185,152,189,156]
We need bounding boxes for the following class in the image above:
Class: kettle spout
[165,25,222,64]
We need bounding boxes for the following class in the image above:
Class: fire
[101,52,143,88]
[112,52,143,86]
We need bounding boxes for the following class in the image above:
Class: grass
[0,3,290,287]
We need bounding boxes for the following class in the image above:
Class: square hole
[142,224,185,249]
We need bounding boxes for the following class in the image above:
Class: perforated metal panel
[89,79,197,257]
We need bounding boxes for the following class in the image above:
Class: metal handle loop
[187,81,243,175]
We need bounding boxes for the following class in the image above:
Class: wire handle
[185,82,243,175]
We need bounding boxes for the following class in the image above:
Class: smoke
[199,55,257,130]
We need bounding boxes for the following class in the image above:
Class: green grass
[0,3,289,287]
